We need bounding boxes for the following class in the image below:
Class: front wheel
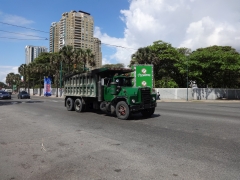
[141,108,155,118]
[116,101,130,120]
[66,97,74,111]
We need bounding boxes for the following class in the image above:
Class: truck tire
[66,97,74,111]
[116,101,130,120]
[141,108,155,117]
[74,98,84,112]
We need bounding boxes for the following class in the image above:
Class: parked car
[18,91,30,99]
[5,89,13,95]
[0,91,11,99]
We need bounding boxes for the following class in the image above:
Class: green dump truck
[64,67,157,120]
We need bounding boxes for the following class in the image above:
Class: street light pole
[60,60,62,97]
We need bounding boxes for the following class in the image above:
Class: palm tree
[35,64,44,96]
[6,73,15,91]
[29,64,37,95]
[82,48,96,72]
[50,53,61,97]
[59,45,74,74]
[14,74,21,92]
[71,48,84,73]
[26,63,33,93]
[18,64,27,90]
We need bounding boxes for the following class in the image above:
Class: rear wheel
[66,97,74,111]
[116,101,130,120]
[141,108,155,117]
[74,98,84,113]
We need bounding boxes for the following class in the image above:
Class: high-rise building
[49,10,102,69]
[93,37,102,67]
[25,45,48,64]
[49,22,60,53]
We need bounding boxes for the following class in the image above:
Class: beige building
[49,10,102,68]
[49,22,60,53]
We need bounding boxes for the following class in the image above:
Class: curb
[157,99,240,103]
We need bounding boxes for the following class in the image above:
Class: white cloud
[102,58,111,65]
[0,13,34,25]
[94,0,240,66]
[0,66,19,83]
[0,12,42,40]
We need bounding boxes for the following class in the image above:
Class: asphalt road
[0,95,239,180]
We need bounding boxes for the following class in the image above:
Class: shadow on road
[93,109,161,121]
[128,113,161,121]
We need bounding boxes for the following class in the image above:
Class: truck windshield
[115,77,133,87]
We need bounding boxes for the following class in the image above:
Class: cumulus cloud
[94,0,240,66]
[102,58,111,65]
[0,66,19,83]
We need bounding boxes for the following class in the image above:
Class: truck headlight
[132,99,135,103]
[152,97,155,101]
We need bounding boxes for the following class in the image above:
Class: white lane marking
[52,100,58,102]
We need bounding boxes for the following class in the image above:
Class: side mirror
[101,78,105,85]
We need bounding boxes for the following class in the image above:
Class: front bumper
[130,102,157,112]
[21,96,30,99]
[0,96,11,99]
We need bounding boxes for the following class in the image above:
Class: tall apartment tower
[25,45,48,64]
[49,10,102,68]
[49,22,60,53]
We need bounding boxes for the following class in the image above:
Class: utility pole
[60,61,62,97]
[187,56,189,101]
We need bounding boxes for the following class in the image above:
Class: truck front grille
[141,88,151,104]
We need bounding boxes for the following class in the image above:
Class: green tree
[59,45,74,74]
[82,48,96,72]
[6,72,15,91]
[130,40,181,88]
[0,82,8,89]
[188,45,240,88]
[35,64,45,96]
[71,48,84,73]
[18,64,27,90]
[50,53,62,97]
[34,52,51,64]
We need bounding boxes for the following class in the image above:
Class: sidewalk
[157,99,240,103]
[31,94,64,98]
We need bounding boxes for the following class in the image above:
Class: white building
[25,45,48,64]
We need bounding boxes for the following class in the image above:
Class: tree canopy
[130,41,240,88]
[187,46,240,88]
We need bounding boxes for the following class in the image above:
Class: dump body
[64,72,98,97]
[64,67,157,120]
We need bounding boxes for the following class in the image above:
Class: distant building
[49,22,60,53]
[93,37,102,67]
[25,45,48,64]
[49,10,102,69]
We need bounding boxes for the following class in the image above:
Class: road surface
[0,95,239,180]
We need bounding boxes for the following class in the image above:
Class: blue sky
[1,0,240,82]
